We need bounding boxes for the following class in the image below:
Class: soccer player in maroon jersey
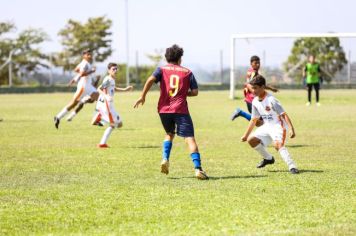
[231,55,261,121]
[134,44,208,180]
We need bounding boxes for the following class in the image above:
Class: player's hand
[289,129,296,138]
[126,86,134,91]
[91,67,96,72]
[241,135,248,142]
[134,97,145,108]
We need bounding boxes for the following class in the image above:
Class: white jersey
[251,93,286,126]
[99,75,116,98]
[251,93,288,146]
[94,75,121,126]
[72,59,96,101]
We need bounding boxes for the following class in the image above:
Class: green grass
[0,90,355,235]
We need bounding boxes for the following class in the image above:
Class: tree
[55,16,113,72]
[284,37,348,83]
[0,21,49,85]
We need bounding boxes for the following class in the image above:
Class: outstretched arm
[133,76,156,108]
[115,85,133,92]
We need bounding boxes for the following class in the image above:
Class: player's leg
[67,90,98,121]
[272,127,298,174]
[314,83,320,106]
[54,86,84,128]
[248,127,275,168]
[176,114,208,180]
[54,99,79,129]
[306,84,312,106]
[97,107,121,148]
[231,102,252,121]
[159,114,175,174]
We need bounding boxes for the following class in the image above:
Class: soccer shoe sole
[160,161,169,175]
[195,170,209,180]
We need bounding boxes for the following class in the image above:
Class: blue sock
[190,152,201,169]
[239,110,251,121]
[162,140,172,161]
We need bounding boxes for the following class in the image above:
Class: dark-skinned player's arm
[134,75,156,108]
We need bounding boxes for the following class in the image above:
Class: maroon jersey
[153,64,198,114]
[244,67,258,103]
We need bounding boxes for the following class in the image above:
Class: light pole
[8,50,15,87]
[125,0,130,86]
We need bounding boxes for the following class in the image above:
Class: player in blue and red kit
[134,44,208,180]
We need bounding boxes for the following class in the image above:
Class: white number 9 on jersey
[169,75,180,97]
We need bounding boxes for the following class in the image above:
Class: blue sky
[1,0,355,68]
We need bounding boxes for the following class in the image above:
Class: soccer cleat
[305,102,311,106]
[290,168,299,174]
[316,102,321,107]
[54,116,60,129]
[195,169,209,180]
[160,159,169,175]
[231,108,242,121]
[256,156,275,168]
[97,143,109,148]
[92,113,103,126]
[93,121,104,127]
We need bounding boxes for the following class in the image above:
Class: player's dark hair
[107,63,117,69]
[250,55,260,63]
[165,44,184,63]
[250,75,278,93]
[82,48,92,55]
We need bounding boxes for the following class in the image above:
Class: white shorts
[252,123,287,146]
[93,99,122,126]
[73,78,97,101]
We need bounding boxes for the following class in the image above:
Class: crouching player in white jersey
[54,49,99,128]
[241,75,299,174]
[92,63,133,148]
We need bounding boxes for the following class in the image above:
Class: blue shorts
[159,113,195,137]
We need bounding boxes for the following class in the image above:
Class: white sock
[56,107,68,119]
[279,147,297,170]
[80,95,91,103]
[254,143,273,160]
[66,111,76,121]
[100,126,114,144]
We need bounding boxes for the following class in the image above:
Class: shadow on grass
[285,144,318,148]
[129,145,160,149]
[168,175,267,180]
[268,169,324,173]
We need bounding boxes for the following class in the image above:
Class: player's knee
[248,137,260,147]
[166,133,175,140]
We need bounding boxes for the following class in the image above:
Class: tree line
[0,16,162,86]
[0,16,348,86]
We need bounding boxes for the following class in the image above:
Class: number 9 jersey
[153,64,198,114]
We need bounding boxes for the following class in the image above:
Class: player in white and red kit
[54,49,99,129]
[134,44,208,180]
[92,63,133,148]
[241,75,299,174]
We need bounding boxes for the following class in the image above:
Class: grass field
[0,90,355,235]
